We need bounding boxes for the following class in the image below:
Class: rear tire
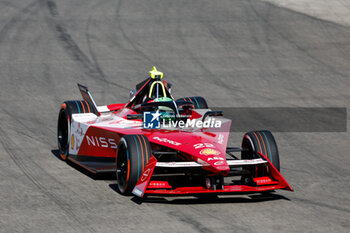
[116,135,152,195]
[176,96,208,109]
[57,100,98,160]
[241,130,280,171]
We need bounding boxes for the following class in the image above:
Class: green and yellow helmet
[154,97,175,121]
[148,66,167,99]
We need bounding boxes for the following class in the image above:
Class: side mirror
[167,82,172,93]
[129,89,137,99]
[202,110,223,121]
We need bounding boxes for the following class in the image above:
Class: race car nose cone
[216,164,230,170]
[215,164,230,172]
[204,159,230,174]
[208,159,229,171]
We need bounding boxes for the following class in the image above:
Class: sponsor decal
[71,134,75,149]
[193,143,215,149]
[132,187,143,197]
[140,168,151,182]
[86,136,117,149]
[214,161,225,166]
[143,110,161,129]
[217,165,229,170]
[207,157,224,161]
[217,134,224,144]
[110,119,123,124]
[152,136,181,146]
[76,138,80,151]
[200,148,221,156]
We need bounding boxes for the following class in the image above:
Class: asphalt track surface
[0,0,349,232]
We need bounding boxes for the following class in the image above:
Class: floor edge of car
[67,156,116,173]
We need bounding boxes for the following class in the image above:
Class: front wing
[132,152,293,197]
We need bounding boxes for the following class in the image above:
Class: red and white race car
[57,67,292,198]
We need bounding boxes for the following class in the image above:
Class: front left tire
[116,135,151,195]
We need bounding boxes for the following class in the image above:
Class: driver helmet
[151,97,175,121]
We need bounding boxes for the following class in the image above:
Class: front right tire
[241,130,280,172]
[176,96,208,109]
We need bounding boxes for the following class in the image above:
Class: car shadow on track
[133,193,290,205]
[51,149,116,180]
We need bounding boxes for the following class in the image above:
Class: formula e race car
[57,67,292,197]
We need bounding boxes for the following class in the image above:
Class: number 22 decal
[193,143,215,149]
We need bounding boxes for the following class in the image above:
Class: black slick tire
[176,96,208,109]
[116,135,152,195]
[57,100,98,160]
[241,130,280,171]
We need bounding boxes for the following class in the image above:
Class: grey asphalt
[0,0,349,232]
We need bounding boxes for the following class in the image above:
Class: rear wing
[77,83,125,113]
[77,83,99,113]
